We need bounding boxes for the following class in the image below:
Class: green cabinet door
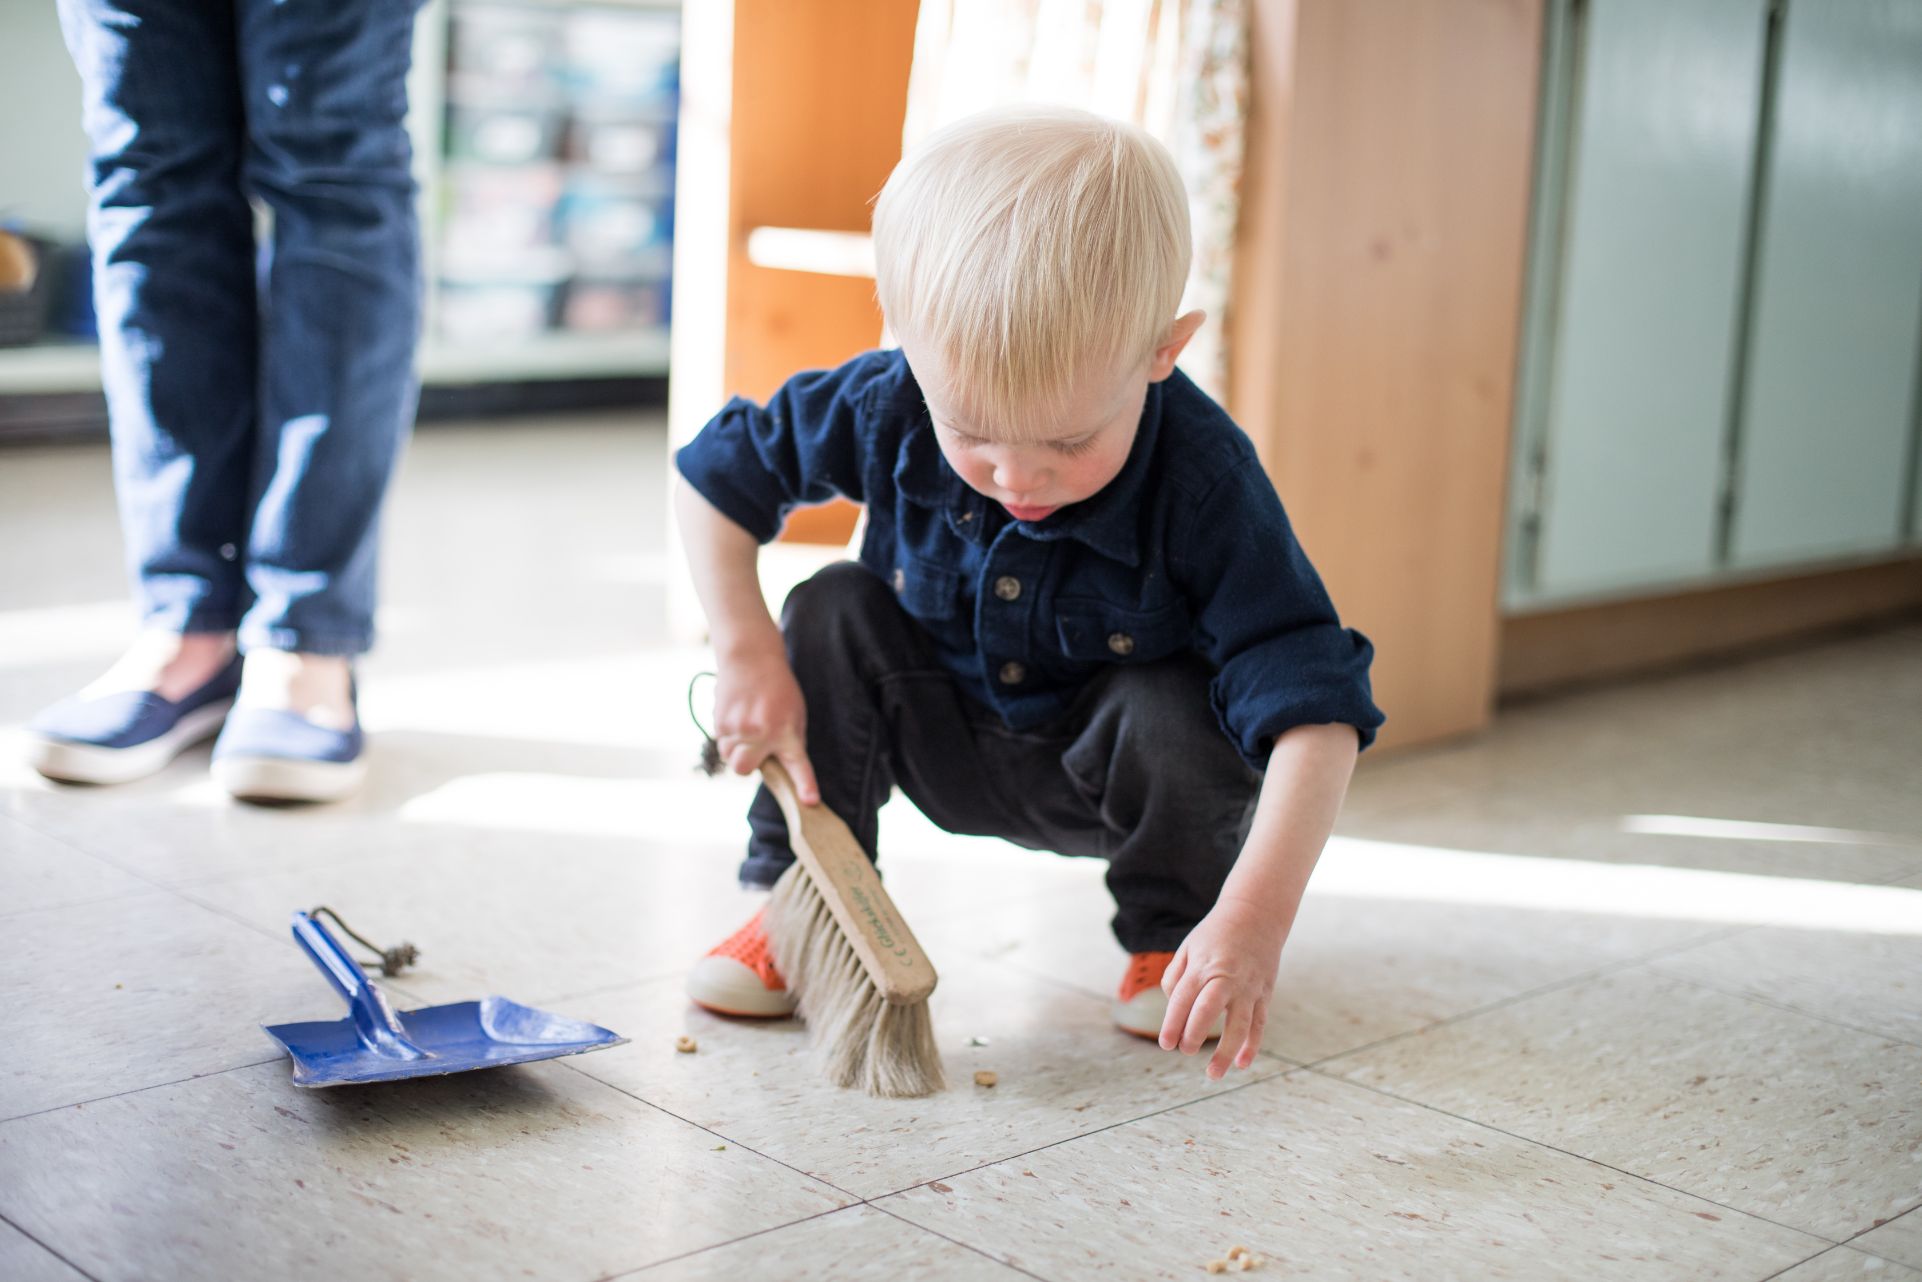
[1527,0,1769,601]
[1730,0,1922,569]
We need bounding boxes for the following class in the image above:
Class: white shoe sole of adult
[25,700,233,786]
[686,955,799,1018]
[213,753,367,804]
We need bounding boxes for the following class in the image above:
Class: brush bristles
[766,862,946,1097]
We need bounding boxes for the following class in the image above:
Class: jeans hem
[1115,928,1199,955]
[140,605,242,636]
[237,625,373,657]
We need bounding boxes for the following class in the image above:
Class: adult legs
[233,0,423,664]
[56,0,256,687]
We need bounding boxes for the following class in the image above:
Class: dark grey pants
[742,562,1262,953]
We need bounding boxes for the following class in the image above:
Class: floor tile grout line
[1836,1197,1922,1253]
[163,853,411,895]
[600,1202,1052,1282]
[2,806,190,894]
[582,1054,1297,1222]
[1648,969,1922,1053]
[1863,1199,1922,1230]
[594,1204,860,1281]
[0,1057,285,1126]
[534,969,702,1007]
[0,805,192,909]
[842,1061,1303,1204]
[1756,1243,1847,1281]
[160,881,437,1011]
[1756,1239,1922,1282]
[864,1201,1056,1282]
[1309,1066,1844,1248]
[166,882,311,945]
[0,884,173,923]
[553,1058,867,1204]
[154,882,464,1010]
[0,1210,103,1282]
[0,802,374,963]
[131,878,664,1015]
[950,948,1114,1008]
[1297,922,1759,1074]
[566,1046,1259,1282]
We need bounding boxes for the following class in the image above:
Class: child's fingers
[1158,969,1201,1051]
[1160,947,1187,995]
[726,741,763,776]
[1234,1000,1268,1070]
[1181,977,1230,1056]
[1209,999,1253,1079]
[780,747,821,805]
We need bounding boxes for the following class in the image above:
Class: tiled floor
[2,417,1919,1281]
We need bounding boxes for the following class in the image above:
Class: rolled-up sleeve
[673,351,897,543]
[1174,458,1384,767]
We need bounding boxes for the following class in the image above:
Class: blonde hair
[872,105,1191,440]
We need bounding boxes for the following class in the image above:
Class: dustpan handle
[289,911,425,1060]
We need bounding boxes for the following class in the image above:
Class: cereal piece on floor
[675,1036,698,1054]
[973,1070,998,1088]
[1228,1247,1249,1260]
[1205,1262,1227,1275]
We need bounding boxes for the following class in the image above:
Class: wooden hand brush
[758,759,945,1097]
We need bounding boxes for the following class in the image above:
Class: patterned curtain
[900,0,1250,401]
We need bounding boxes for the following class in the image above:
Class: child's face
[903,313,1203,523]
[912,352,1144,522]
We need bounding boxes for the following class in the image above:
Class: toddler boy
[674,106,1381,1079]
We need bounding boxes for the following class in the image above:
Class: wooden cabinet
[1729,0,1922,568]
[1510,0,1922,609]
[1511,0,1769,604]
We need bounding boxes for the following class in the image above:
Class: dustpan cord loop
[687,671,724,776]
[307,905,420,977]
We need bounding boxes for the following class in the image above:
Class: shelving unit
[0,0,678,397]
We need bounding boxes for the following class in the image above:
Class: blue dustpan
[265,911,627,1088]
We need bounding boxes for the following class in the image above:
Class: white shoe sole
[686,955,798,1017]
[213,752,367,804]
[1112,991,1225,1042]
[25,700,233,785]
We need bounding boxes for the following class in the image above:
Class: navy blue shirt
[675,349,1383,767]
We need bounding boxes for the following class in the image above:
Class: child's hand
[713,644,821,805]
[1158,898,1286,1079]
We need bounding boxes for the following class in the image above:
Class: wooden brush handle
[761,759,938,1006]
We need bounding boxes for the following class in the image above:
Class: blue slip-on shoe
[25,653,243,785]
[211,683,367,804]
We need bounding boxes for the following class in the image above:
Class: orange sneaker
[686,908,798,1017]
[1112,950,1223,1041]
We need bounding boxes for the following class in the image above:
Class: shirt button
[993,575,1022,602]
[1107,632,1135,656]
[891,567,906,592]
[998,661,1026,685]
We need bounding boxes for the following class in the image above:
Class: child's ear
[1147,311,1207,382]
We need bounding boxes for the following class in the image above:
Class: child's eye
[1053,435,1100,456]
[939,424,985,448]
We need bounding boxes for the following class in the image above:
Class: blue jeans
[57,0,423,656]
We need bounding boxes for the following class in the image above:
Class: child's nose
[991,451,1043,494]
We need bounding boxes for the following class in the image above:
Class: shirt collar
[892,377,1162,568]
